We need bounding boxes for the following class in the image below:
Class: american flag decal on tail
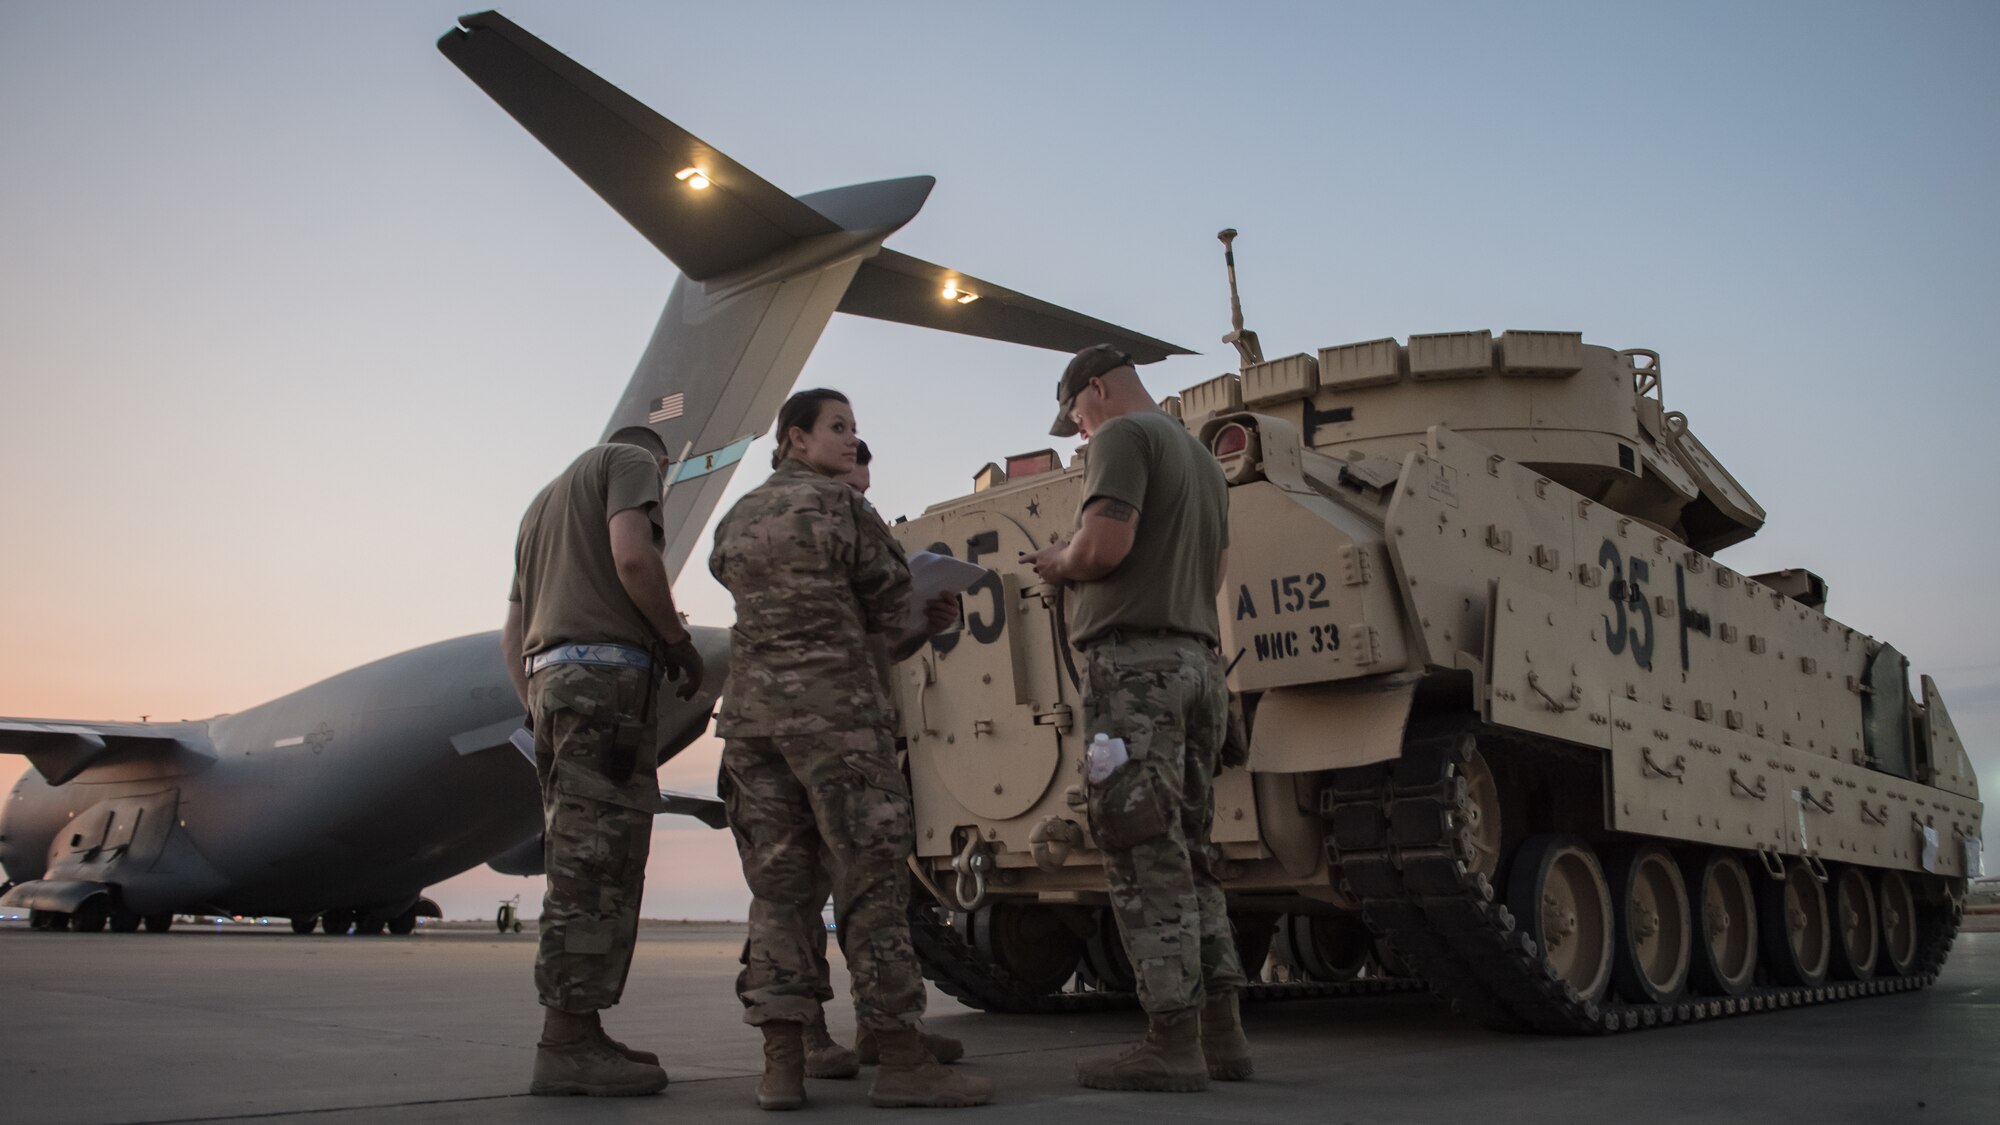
[647,393,685,424]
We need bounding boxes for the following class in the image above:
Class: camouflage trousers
[1081,635,1247,1014]
[737,857,837,1009]
[529,661,660,1014]
[721,728,925,1031]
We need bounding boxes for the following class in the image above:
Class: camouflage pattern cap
[1050,344,1134,438]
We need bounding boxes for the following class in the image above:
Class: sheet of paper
[904,550,991,632]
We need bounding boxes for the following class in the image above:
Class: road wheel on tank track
[321,909,355,936]
[1609,845,1691,1005]
[290,916,320,935]
[1077,909,1136,993]
[1229,913,1278,982]
[1686,851,1758,996]
[1453,746,1516,887]
[1877,870,1919,976]
[965,901,1084,994]
[1371,935,1412,978]
[388,910,418,936]
[1829,866,1879,981]
[110,910,142,933]
[71,898,111,933]
[1758,858,1831,987]
[1507,834,1614,1005]
[142,913,173,933]
[1275,914,1373,983]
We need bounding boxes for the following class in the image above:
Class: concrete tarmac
[1,921,1990,1125]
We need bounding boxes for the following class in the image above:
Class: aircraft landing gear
[110,909,143,933]
[388,907,418,936]
[290,916,319,935]
[29,909,70,931]
[142,913,174,933]
[321,908,355,935]
[71,898,111,933]
[354,917,387,936]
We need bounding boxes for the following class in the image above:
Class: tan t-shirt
[509,444,666,656]
[1067,410,1229,647]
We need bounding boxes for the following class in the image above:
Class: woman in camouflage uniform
[709,388,991,1111]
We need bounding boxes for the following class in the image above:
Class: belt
[1091,627,1218,651]
[525,643,653,677]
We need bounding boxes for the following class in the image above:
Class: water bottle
[1085,732,1128,784]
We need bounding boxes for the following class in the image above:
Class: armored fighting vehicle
[888,240,1983,1033]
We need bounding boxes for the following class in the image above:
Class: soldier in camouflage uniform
[504,426,706,1098]
[775,441,965,1081]
[1024,345,1252,1091]
[710,389,991,1111]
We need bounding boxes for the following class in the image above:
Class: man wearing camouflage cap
[504,425,707,1097]
[1023,344,1252,1091]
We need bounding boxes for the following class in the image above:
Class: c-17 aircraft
[0,11,1185,935]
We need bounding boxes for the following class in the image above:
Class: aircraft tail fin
[438,10,841,281]
[441,13,1193,578]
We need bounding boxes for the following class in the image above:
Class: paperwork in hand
[904,550,991,632]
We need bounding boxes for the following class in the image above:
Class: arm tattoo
[1090,498,1138,523]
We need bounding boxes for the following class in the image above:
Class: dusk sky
[2,1,1996,920]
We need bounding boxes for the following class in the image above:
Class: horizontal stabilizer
[439,11,841,281]
[486,833,544,876]
[450,714,529,756]
[0,719,210,785]
[659,789,727,829]
[839,250,1192,362]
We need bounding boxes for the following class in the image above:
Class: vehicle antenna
[1217,228,1263,372]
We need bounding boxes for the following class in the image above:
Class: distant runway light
[674,167,710,190]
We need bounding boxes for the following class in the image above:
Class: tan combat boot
[1199,989,1253,1081]
[867,1027,994,1108]
[596,1024,660,1067]
[803,1012,859,1079]
[531,1009,669,1097]
[1074,1006,1208,1092]
[757,1022,807,1111]
[855,1023,965,1065]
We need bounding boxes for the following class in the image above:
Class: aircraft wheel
[321,909,355,936]
[1829,866,1880,981]
[142,913,174,933]
[1758,858,1830,987]
[30,909,71,931]
[1877,870,1919,976]
[354,917,386,936]
[1610,845,1691,1005]
[110,910,143,933]
[388,909,418,936]
[72,898,111,933]
[1507,834,1614,1004]
[290,916,320,935]
[1275,913,1372,982]
[1686,851,1758,995]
